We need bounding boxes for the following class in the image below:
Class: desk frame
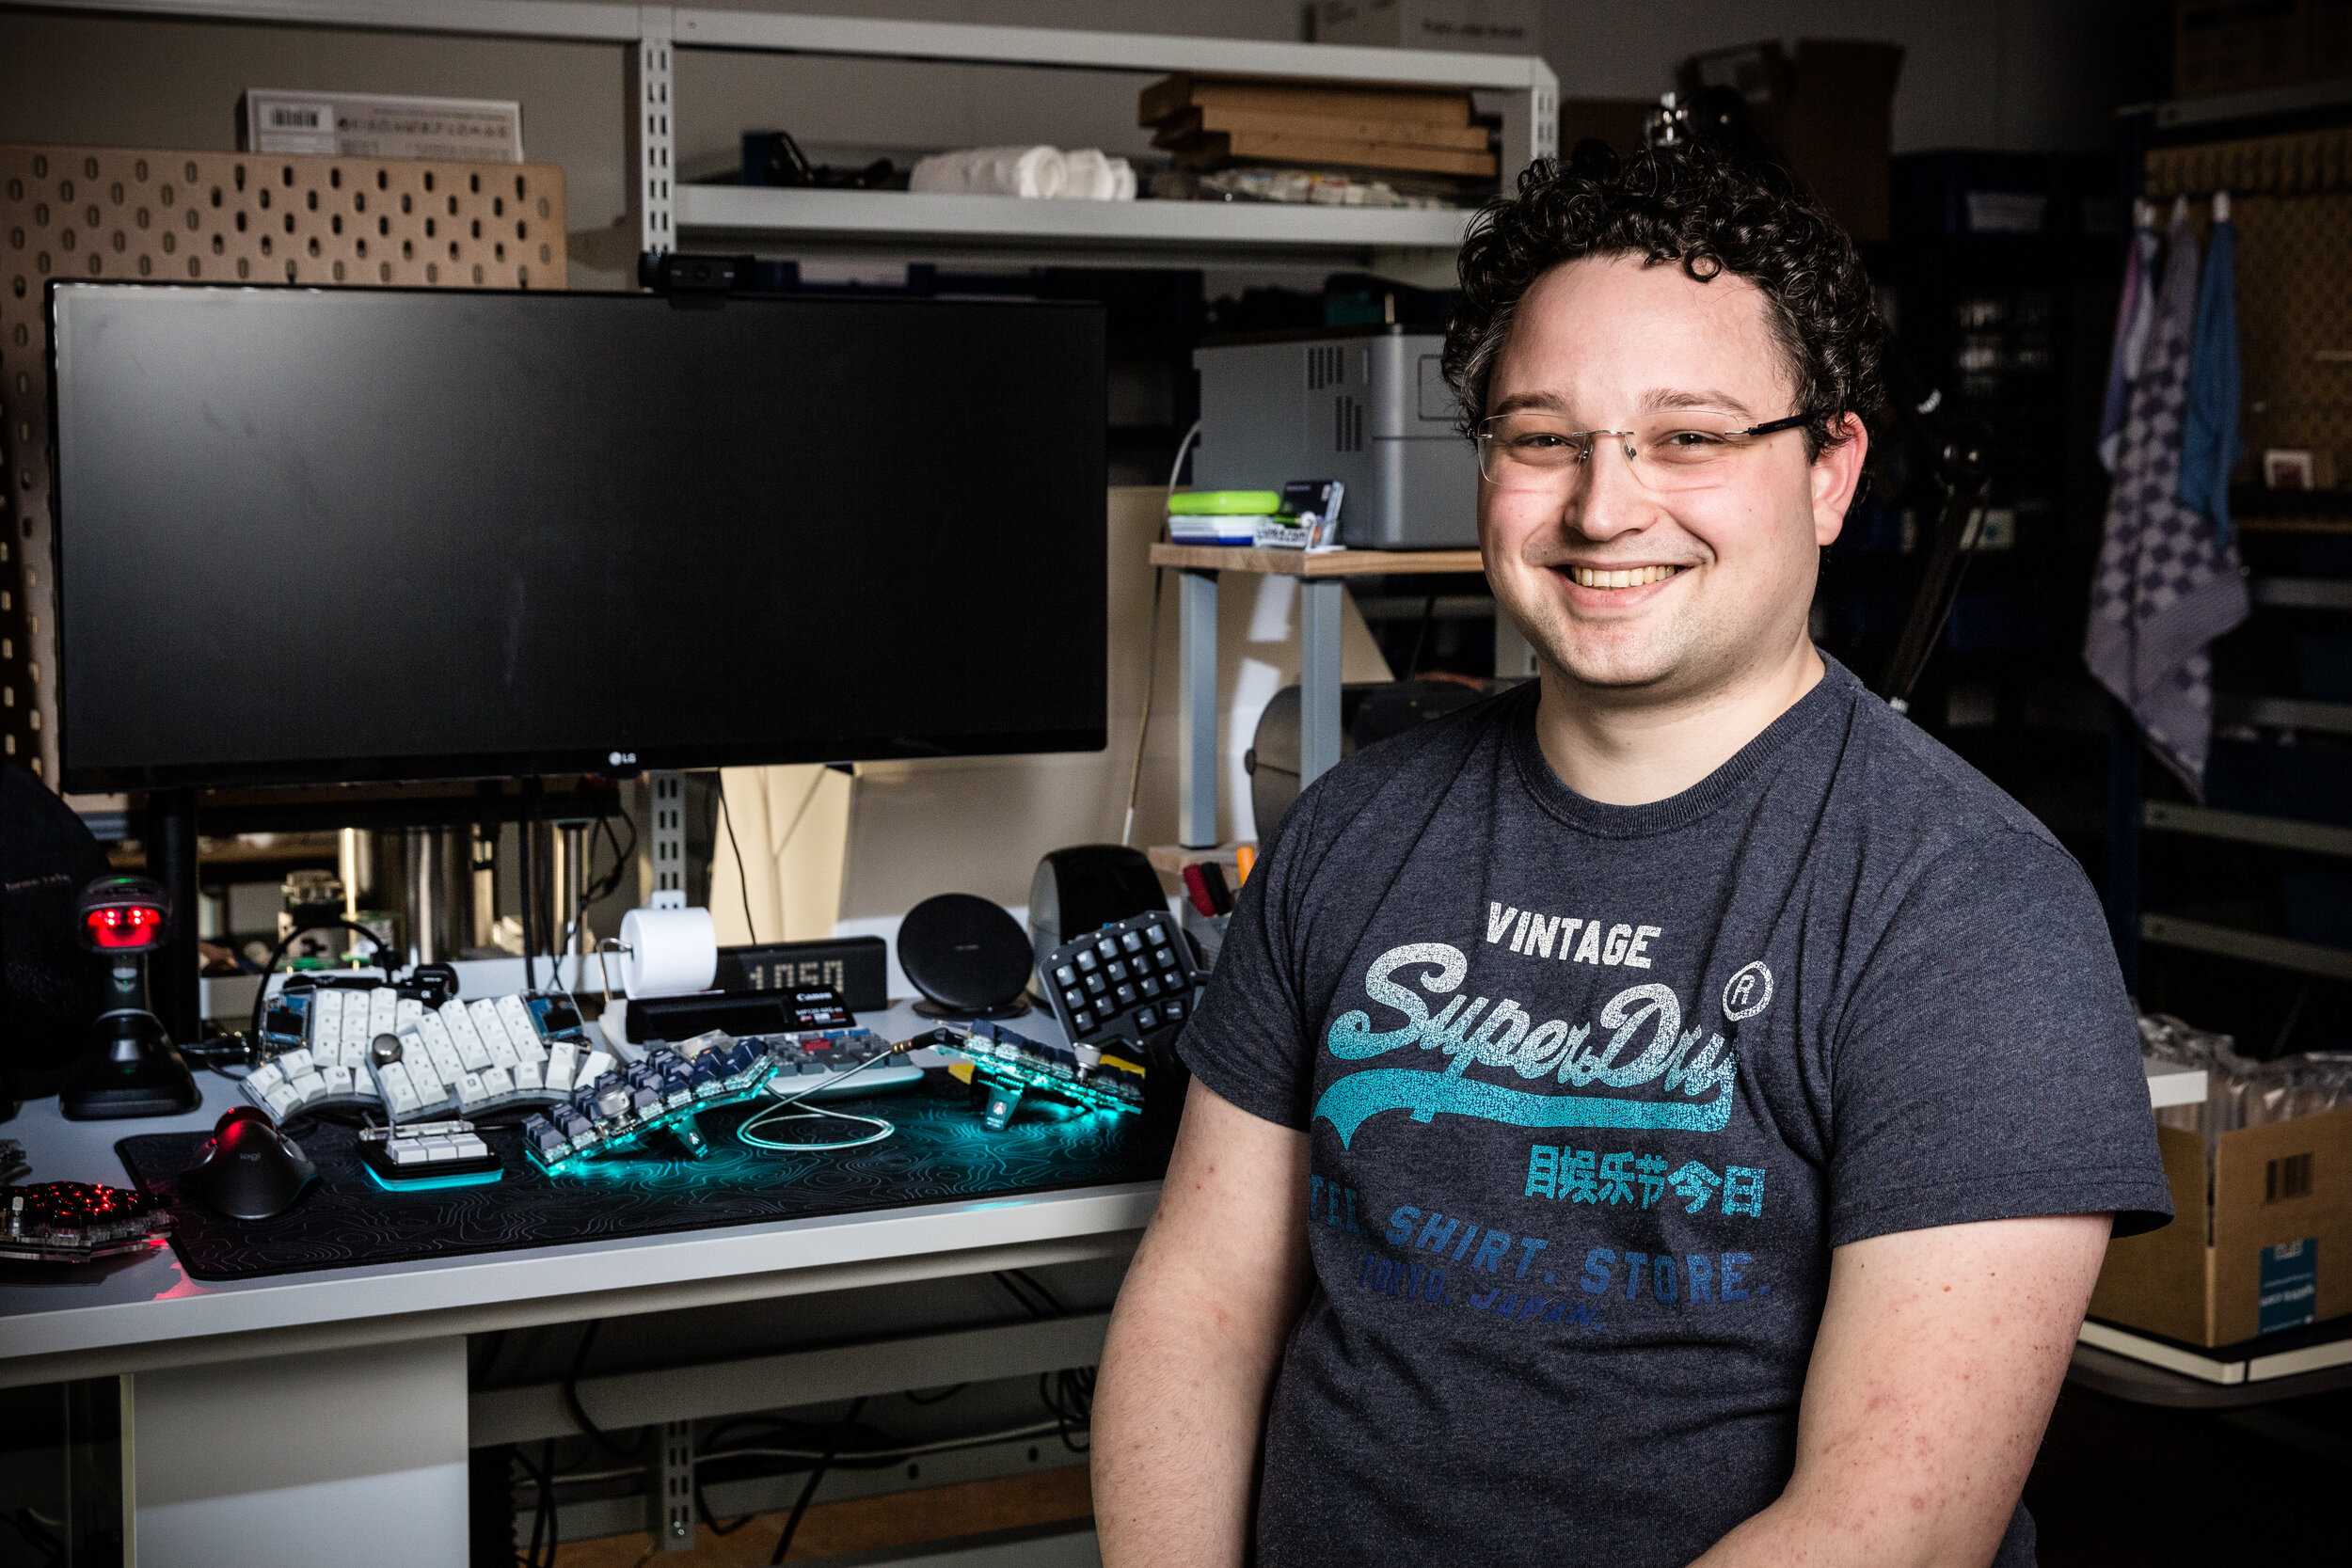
[1150,544,1486,849]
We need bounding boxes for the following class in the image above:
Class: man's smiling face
[1478,254,1861,702]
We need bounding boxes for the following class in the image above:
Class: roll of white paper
[617,906,718,999]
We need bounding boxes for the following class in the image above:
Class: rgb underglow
[360,1162,508,1194]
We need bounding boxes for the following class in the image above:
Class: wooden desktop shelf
[1149,544,1486,576]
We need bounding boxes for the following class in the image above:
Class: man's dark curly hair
[1443,140,1883,460]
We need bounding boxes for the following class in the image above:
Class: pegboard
[0,145,570,785]
[2141,129,2352,509]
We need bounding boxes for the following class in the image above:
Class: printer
[1192,325,1479,550]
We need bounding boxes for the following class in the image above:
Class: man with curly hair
[1095,142,2169,1568]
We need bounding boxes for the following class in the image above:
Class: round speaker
[896,894,1034,1021]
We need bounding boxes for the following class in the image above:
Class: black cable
[715,780,758,943]
[1405,589,1438,676]
[471,1331,507,1390]
[559,1322,646,1463]
[246,919,400,1040]
[0,1509,64,1566]
[507,1441,554,1568]
[992,1272,1051,1320]
[771,1396,866,1564]
[584,811,637,906]
[902,1384,969,1406]
[1009,1269,1066,1314]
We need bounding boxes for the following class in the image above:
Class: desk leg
[1299,578,1344,789]
[132,1337,469,1568]
[1177,568,1220,849]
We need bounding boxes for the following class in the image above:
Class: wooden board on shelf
[1152,105,1493,153]
[1140,74,1474,130]
[1150,543,1486,576]
[1167,128,1497,179]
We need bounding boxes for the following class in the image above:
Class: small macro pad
[1041,910,1200,1054]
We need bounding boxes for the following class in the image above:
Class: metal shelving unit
[21,0,1556,267]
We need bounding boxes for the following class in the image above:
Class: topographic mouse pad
[118,1077,1170,1282]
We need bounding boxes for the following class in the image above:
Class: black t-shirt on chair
[1177,654,2170,1568]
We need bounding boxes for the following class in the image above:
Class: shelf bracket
[629,8,677,261]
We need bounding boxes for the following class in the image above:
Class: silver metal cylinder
[402,826,475,965]
[553,821,590,967]
[469,824,499,955]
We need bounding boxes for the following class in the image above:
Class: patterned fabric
[2086,208,2251,796]
[2098,218,2161,473]
[2179,215,2246,546]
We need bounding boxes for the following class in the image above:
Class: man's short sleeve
[1173,791,1323,1131]
[1828,829,2174,1247]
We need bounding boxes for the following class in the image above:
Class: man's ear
[1811,413,1868,547]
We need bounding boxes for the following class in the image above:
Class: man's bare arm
[1094,1077,1313,1567]
[1693,1212,2111,1568]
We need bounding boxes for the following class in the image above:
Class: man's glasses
[1475,410,1818,495]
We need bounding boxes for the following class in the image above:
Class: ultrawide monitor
[49,283,1107,791]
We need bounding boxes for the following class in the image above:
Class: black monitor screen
[49,283,1107,791]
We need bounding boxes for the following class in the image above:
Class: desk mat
[118,1077,1170,1283]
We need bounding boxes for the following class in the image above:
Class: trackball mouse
[180,1105,318,1220]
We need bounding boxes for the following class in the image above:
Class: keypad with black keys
[1041,909,1200,1052]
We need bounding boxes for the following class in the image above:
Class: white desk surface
[0,1001,1159,1388]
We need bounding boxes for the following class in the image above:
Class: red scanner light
[86,904,164,950]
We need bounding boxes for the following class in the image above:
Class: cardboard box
[1681,40,1904,242]
[1314,0,1541,55]
[241,89,523,162]
[2090,1106,2352,1347]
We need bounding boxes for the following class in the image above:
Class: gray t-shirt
[1177,656,2170,1568]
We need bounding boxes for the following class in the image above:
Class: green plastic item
[1167,490,1283,516]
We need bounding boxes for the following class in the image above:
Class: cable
[771,1396,866,1564]
[246,919,400,1041]
[1405,589,1438,677]
[736,1099,895,1152]
[734,1043,917,1153]
[901,1384,968,1406]
[1120,418,1201,847]
[560,1322,646,1463]
[714,778,760,943]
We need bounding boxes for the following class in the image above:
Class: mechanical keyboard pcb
[922,1019,1146,1129]
[516,1028,916,1175]
[2,1180,174,1263]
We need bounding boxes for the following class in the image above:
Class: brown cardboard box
[2174,0,2312,100]
[2090,1105,2352,1347]
[1680,39,1905,242]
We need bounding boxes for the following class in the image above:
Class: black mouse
[180,1105,317,1220]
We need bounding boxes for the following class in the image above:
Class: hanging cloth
[2097,210,2161,472]
[2084,202,2251,798]
[2178,200,2245,546]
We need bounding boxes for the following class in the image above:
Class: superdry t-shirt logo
[1311,902,1759,1147]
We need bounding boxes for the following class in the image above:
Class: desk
[0,1002,1157,1567]
[1147,543,1489,850]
